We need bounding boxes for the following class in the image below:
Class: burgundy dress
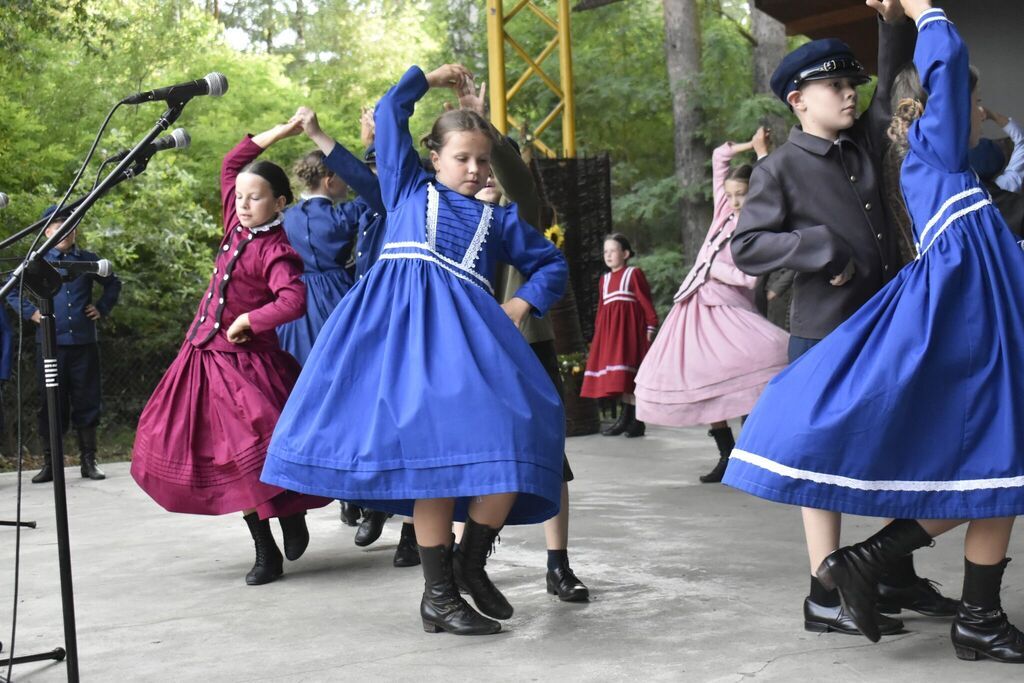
[131,136,331,519]
[580,266,659,398]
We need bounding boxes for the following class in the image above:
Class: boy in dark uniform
[729,0,955,636]
[8,205,122,483]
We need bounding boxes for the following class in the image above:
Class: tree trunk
[750,1,786,95]
[662,0,708,262]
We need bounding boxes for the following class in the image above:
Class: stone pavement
[0,425,1021,682]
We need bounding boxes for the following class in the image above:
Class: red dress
[580,266,659,398]
[131,136,331,519]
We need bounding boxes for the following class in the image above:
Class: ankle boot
[420,542,501,635]
[601,402,630,436]
[32,445,53,484]
[394,522,421,567]
[816,519,933,643]
[243,512,284,585]
[77,427,105,480]
[700,427,734,483]
[339,501,362,527]
[354,509,390,547]
[278,512,310,561]
[952,558,1024,663]
[623,405,645,438]
[453,517,513,619]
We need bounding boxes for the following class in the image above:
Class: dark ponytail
[241,160,294,205]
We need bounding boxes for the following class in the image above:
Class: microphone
[121,72,228,105]
[56,259,113,278]
[0,192,8,209]
[106,128,191,163]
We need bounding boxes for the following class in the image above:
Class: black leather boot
[951,558,1024,663]
[393,522,421,567]
[546,556,590,602]
[355,509,390,547]
[700,427,734,483]
[32,445,53,484]
[453,517,513,619]
[243,512,284,585]
[77,427,105,480]
[601,403,630,436]
[816,519,933,643]
[420,542,501,635]
[339,501,362,527]
[623,405,646,438]
[804,597,904,635]
[877,555,958,617]
[278,511,310,561]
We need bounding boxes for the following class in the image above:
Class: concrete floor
[0,425,1021,682]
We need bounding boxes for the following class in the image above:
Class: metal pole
[487,0,508,134]
[557,0,577,157]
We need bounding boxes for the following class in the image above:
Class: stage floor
[1,426,1021,681]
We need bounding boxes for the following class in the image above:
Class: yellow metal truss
[486,0,577,158]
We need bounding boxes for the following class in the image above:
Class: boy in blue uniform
[728,0,957,636]
[9,205,122,483]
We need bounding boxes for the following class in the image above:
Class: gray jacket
[730,17,916,340]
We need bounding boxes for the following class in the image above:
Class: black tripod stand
[0,99,188,682]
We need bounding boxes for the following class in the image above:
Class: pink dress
[131,136,331,519]
[635,143,788,426]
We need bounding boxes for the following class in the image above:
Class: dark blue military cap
[770,38,869,103]
[41,204,72,222]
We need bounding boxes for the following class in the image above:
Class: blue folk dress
[723,10,1024,519]
[261,66,569,524]
[276,196,360,365]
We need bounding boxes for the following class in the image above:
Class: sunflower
[544,223,565,249]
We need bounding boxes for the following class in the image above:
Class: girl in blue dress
[276,139,361,365]
[724,2,1024,661]
[261,63,568,636]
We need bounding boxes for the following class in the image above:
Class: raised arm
[730,166,852,276]
[221,122,302,231]
[862,2,917,150]
[291,106,385,214]
[906,6,971,172]
[374,64,472,210]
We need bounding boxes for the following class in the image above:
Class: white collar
[246,214,284,234]
[301,194,334,203]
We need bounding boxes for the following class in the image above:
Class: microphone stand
[0,98,188,683]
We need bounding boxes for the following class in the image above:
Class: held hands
[865,0,907,23]
[226,312,253,344]
[253,118,303,149]
[501,297,533,328]
[752,126,771,158]
[426,64,473,92]
[360,106,376,147]
[458,76,487,117]
[84,304,101,321]
[830,259,856,287]
[291,106,334,154]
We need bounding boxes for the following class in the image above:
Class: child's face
[431,130,493,197]
[475,174,503,204]
[790,78,859,136]
[723,179,749,215]
[970,86,984,148]
[236,173,286,228]
[44,220,76,253]
[603,239,629,271]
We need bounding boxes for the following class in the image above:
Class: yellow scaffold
[486,0,577,158]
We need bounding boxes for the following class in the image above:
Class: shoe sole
[816,558,882,643]
[422,619,501,635]
[805,620,859,635]
[879,604,956,618]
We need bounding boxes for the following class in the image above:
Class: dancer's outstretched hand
[866,0,906,22]
[291,106,323,137]
[458,77,488,117]
[426,64,472,91]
